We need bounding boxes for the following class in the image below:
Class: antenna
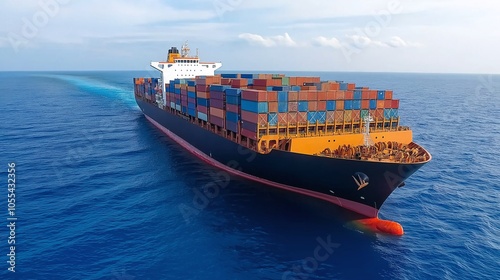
[363,113,374,147]
[181,41,190,57]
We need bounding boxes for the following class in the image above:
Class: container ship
[133,43,431,235]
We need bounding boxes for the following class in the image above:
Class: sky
[0,0,499,73]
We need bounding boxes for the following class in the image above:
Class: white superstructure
[150,42,222,106]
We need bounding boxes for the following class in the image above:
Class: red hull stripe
[145,115,379,218]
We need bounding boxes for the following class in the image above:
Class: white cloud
[313,37,343,49]
[238,32,297,47]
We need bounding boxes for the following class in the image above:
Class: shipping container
[210,99,224,109]
[391,99,400,109]
[354,90,362,100]
[241,100,268,113]
[288,91,299,102]
[268,113,278,126]
[377,90,386,100]
[268,101,278,113]
[344,100,353,110]
[278,91,288,102]
[353,100,361,110]
[377,100,385,109]
[226,120,239,132]
[298,101,309,112]
[242,89,267,101]
[326,111,335,123]
[198,112,208,121]
[210,107,225,119]
[308,101,318,111]
[288,101,298,112]
[242,121,258,133]
[241,128,257,140]
[226,103,239,113]
[335,110,344,122]
[369,100,377,110]
[209,115,225,127]
[278,102,288,113]
[226,111,239,123]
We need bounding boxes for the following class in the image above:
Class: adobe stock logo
[3,0,71,53]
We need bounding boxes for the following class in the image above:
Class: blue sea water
[0,71,499,279]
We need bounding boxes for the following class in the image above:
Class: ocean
[0,71,498,280]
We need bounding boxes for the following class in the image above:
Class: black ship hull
[136,98,426,218]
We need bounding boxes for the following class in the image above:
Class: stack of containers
[209,84,229,127]
[187,80,197,117]
[195,76,221,121]
[225,88,241,132]
[241,89,268,140]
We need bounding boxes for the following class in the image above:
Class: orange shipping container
[268,102,278,113]
[278,113,288,125]
[352,110,361,122]
[369,90,377,99]
[335,111,344,122]
[211,107,225,119]
[231,78,248,88]
[298,91,308,101]
[317,101,326,111]
[267,91,278,102]
[308,101,318,111]
[288,91,299,101]
[335,91,345,100]
[377,100,385,109]
[258,114,268,125]
[336,100,345,110]
[362,90,370,100]
[326,90,336,100]
[385,90,393,100]
[347,83,356,90]
[197,91,210,99]
[287,112,298,123]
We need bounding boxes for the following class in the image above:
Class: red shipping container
[347,83,356,90]
[288,91,299,101]
[242,89,267,101]
[307,91,317,101]
[267,91,278,102]
[335,91,345,100]
[361,100,370,109]
[268,102,278,113]
[241,110,259,123]
[221,78,232,85]
[241,128,257,140]
[362,90,370,100]
[326,90,336,100]
[209,115,225,127]
[226,103,239,113]
[304,77,321,83]
[278,113,288,125]
[289,77,298,86]
[377,100,385,109]
[352,110,361,122]
[253,79,269,87]
[392,99,399,109]
[317,101,326,111]
[385,90,393,100]
[385,99,394,108]
[317,91,327,101]
[369,90,377,99]
[258,114,268,125]
[188,97,196,104]
[231,78,248,88]
[287,112,298,123]
[336,100,344,110]
[297,112,307,123]
[344,91,354,100]
[308,101,318,111]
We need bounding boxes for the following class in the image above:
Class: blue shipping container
[187,80,196,87]
[241,100,268,113]
[221,73,238,78]
[352,100,361,110]
[197,112,208,121]
[277,91,288,102]
[317,111,326,124]
[226,95,241,105]
[268,113,278,126]
[377,90,385,100]
[298,101,309,112]
[384,109,399,119]
[226,111,239,123]
[344,100,353,110]
[340,83,348,90]
[308,112,318,123]
[369,100,377,110]
[291,86,301,91]
[188,91,196,98]
[272,86,291,91]
[226,121,238,132]
[326,100,336,111]
[354,90,362,100]
[210,85,230,92]
[188,102,196,110]
[197,98,209,107]
[241,74,258,79]
[278,102,288,113]
[188,108,196,117]
[226,88,241,96]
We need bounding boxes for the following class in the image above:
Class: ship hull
[136,98,426,218]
